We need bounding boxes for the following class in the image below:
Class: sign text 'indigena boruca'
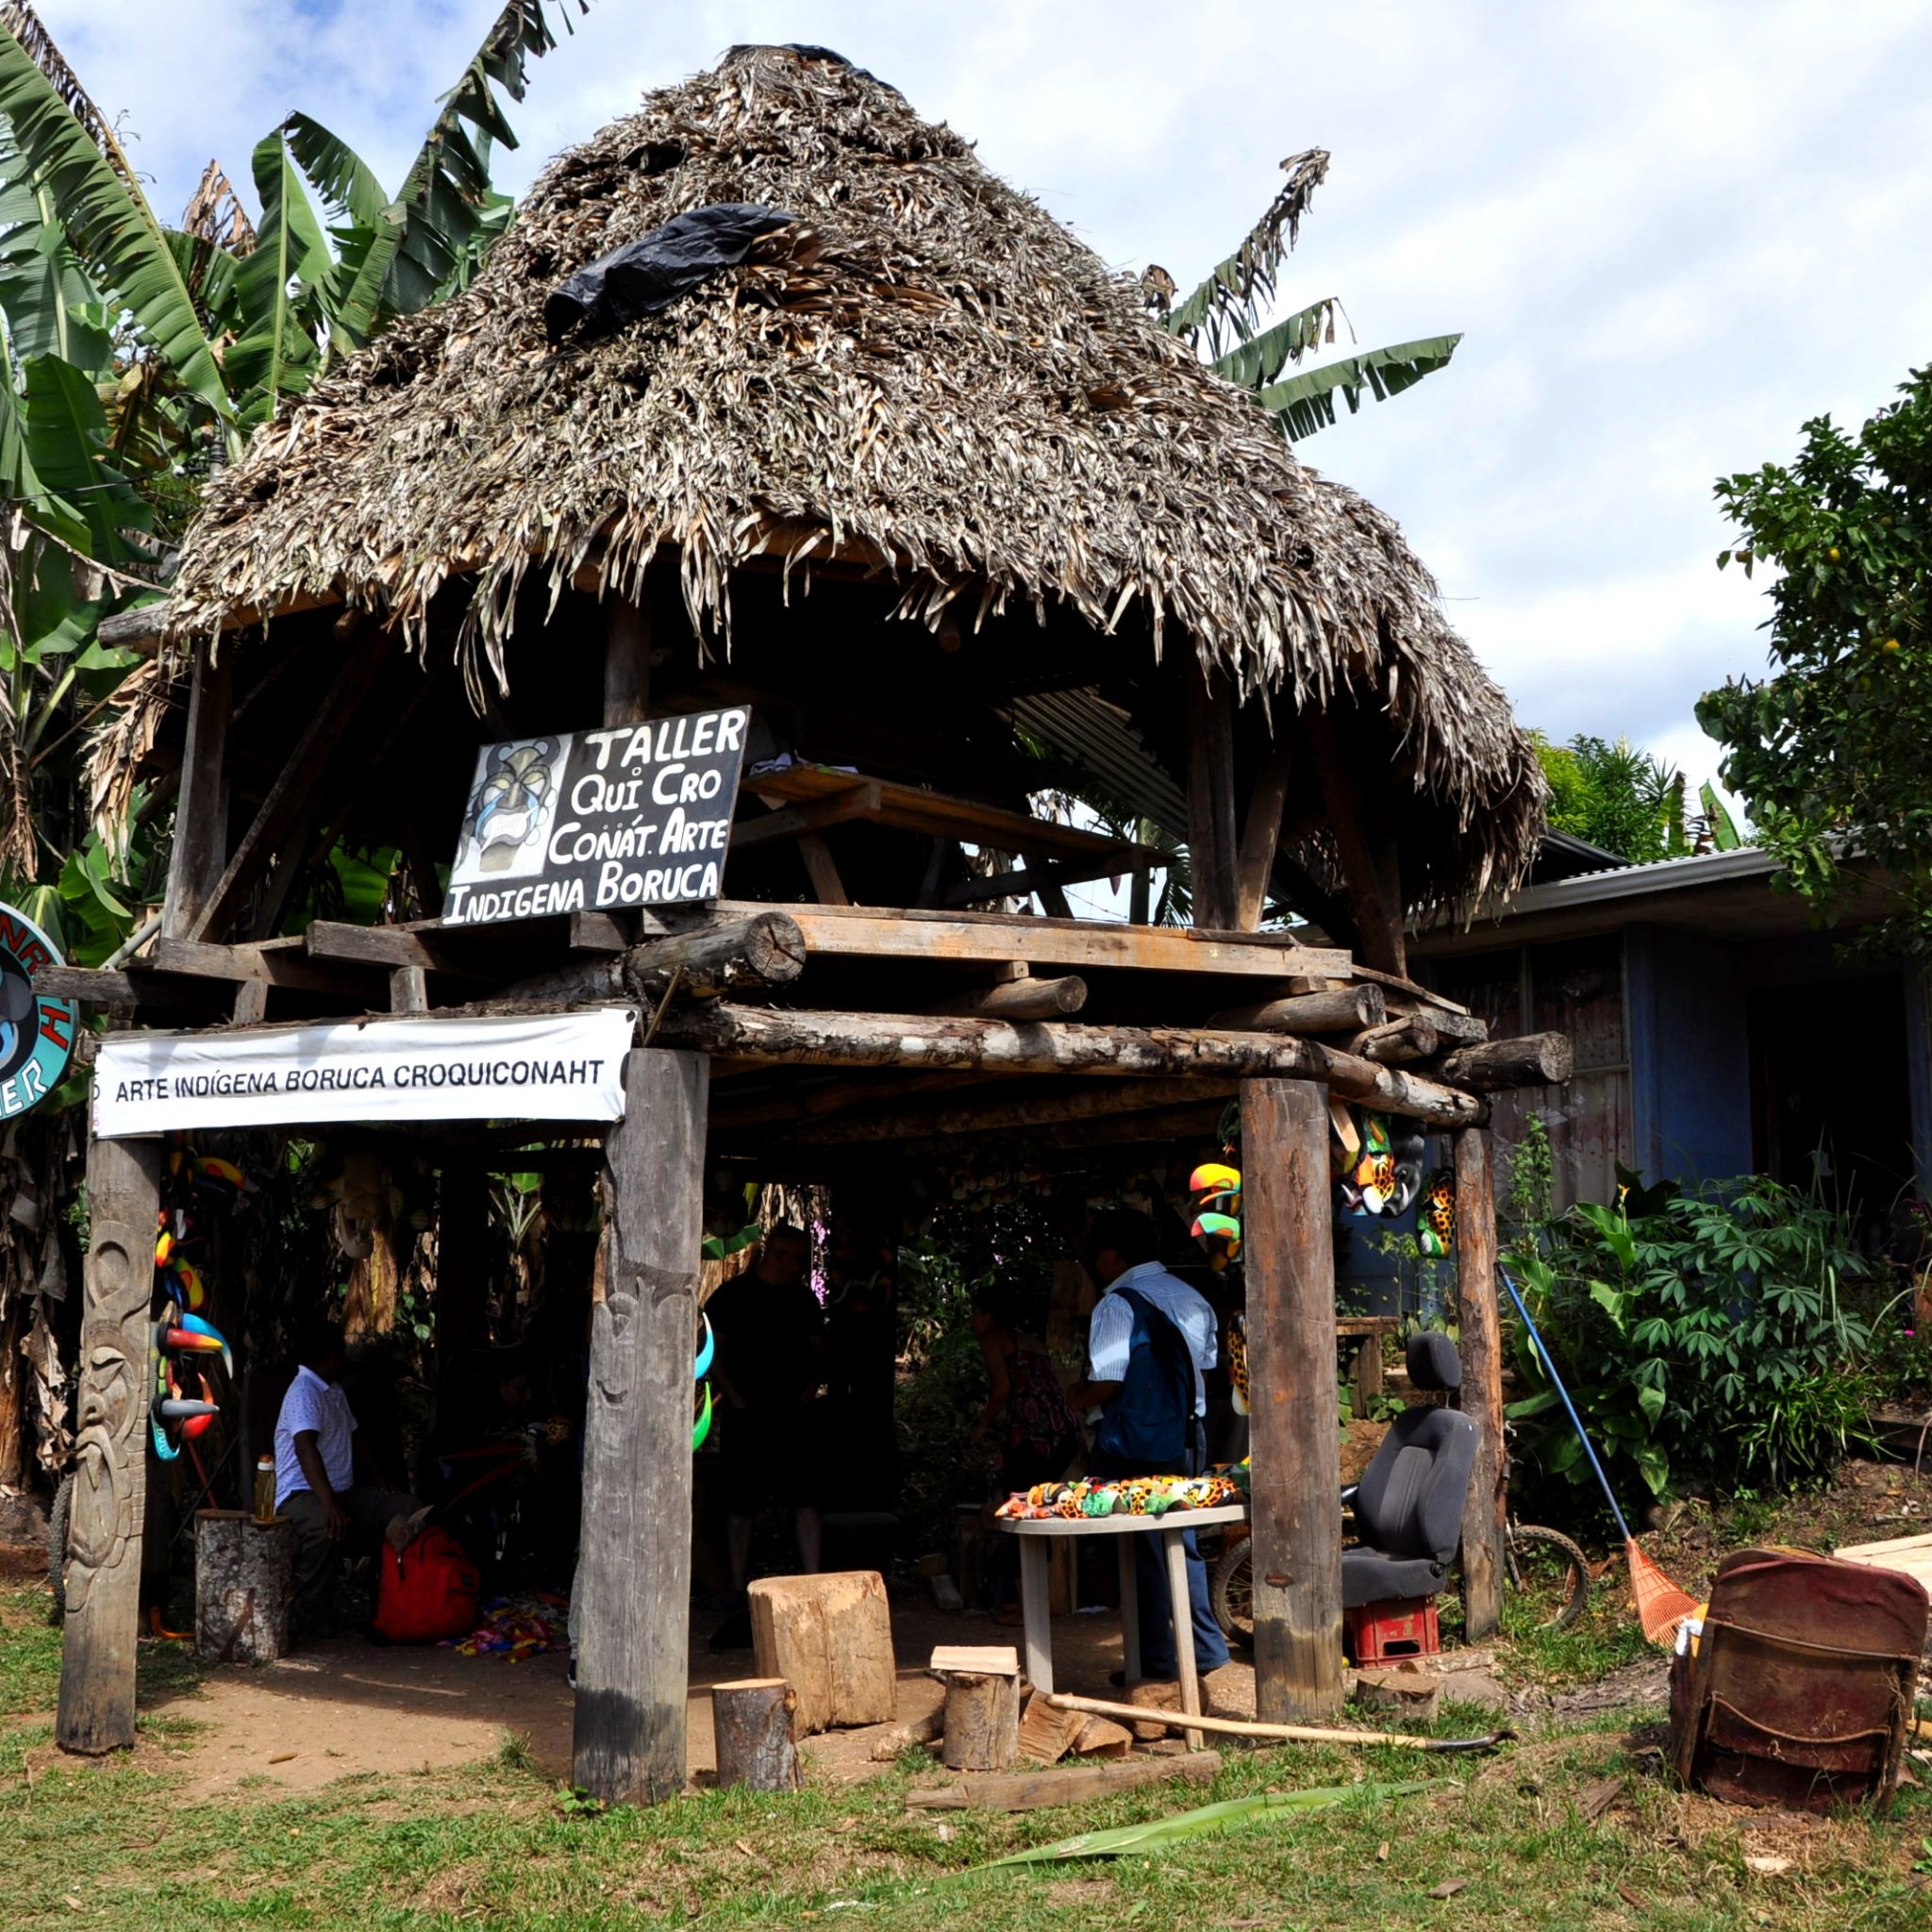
[442,708,749,927]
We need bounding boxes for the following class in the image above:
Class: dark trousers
[283,1484,421,1634]
[1090,1428,1231,1681]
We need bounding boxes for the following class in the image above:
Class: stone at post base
[194,1510,293,1663]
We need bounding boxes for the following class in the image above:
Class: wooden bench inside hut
[53,45,1566,1804]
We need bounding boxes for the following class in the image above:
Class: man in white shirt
[275,1319,421,1642]
[1068,1208,1230,1685]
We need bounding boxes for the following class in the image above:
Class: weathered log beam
[1427,1031,1573,1091]
[503,912,808,1007]
[652,1005,1487,1125]
[1208,985,1384,1035]
[1346,1015,1440,1064]
[36,965,134,1005]
[154,935,374,994]
[931,974,1087,1020]
[748,1075,1230,1149]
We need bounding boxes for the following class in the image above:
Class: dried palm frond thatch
[163,43,1543,910]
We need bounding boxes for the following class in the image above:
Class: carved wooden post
[57,1130,163,1755]
[1454,1126,1507,1641]
[1240,1077,1344,1721]
[572,1045,708,1805]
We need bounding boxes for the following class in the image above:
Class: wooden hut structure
[53,46,1564,1802]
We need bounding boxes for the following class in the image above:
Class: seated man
[275,1318,422,1642]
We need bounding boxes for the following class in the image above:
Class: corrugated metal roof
[1008,688,1189,842]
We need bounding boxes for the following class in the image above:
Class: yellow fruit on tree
[1827,546,1841,561]
[1884,638,1902,651]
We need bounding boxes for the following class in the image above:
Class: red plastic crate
[1345,1596,1441,1664]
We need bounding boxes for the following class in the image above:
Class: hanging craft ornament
[1227,1309,1251,1416]
[1340,1114,1427,1220]
[1187,1161,1242,1269]
[149,1314,227,1460]
[691,1310,715,1448]
[1417,1170,1457,1257]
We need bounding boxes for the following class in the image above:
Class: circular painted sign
[0,903,76,1118]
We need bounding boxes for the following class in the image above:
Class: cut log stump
[941,1667,1022,1772]
[194,1510,292,1664]
[748,1571,895,1737]
[711,1678,801,1792]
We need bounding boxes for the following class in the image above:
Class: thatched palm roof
[165,42,1542,908]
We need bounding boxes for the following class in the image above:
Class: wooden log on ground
[748,1571,896,1737]
[193,1511,293,1664]
[940,1666,1022,1772]
[711,1677,802,1792]
[1428,1031,1573,1091]
[1347,1016,1440,1064]
[1071,1714,1134,1758]
[503,913,808,1007]
[907,1751,1224,1810]
[57,1133,163,1755]
[1241,1078,1345,1724]
[1208,986,1384,1035]
[652,1005,1488,1127]
[867,1707,945,1760]
[931,974,1087,1020]
[1018,1690,1087,1766]
[571,1047,709,1807]
[1454,1128,1507,1642]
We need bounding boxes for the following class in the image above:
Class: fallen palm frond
[160,43,1543,915]
[966,1780,1429,1870]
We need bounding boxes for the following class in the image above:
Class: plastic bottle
[254,1456,276,1522]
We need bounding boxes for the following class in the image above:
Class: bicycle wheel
[1210,1533,1254,1651]
[1505,1524,1591,1630]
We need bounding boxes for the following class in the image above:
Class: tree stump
[711,1678,801,1792]
[941,1668,1021,1771]
[194,1510,292,1664]
[748,1571,895,1737]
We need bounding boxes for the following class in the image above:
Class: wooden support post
[1240,1078,1344,1723]
[57,1130,163,1755]
[603,595,651,727]
[1301,715,1407,976]
[1185,667,1240,932]
[711,1678,802,1791]
[161,641,231,940]
[1233,735,1293,931]
[1454,1127,1506,1642]
[573,1046,708,1806]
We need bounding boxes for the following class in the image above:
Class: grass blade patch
[970,1780,1430,1870]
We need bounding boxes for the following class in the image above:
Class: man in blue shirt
[1068,1208,1231,1685]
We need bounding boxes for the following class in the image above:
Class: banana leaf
[1258,335,1463,440]
[967,1780,1429,1870]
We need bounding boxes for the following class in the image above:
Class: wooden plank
[161,640,231,941]
[573,1048,708,1807]
[724,902,1349,980]
[906,1751,1223,1810]
[186,625,392,941]
[152,936,374,994]
[57,1131,164,1754]
[1234,734,1294,932]
[731,782,882,850]
[1454,1127,1506,1642]
[305,922,492,982]
[1241,1078,1345,1722]
[1302,715,1407,977]
[655,1006,1487,1126]
[35,965,133,1005]
[1185,667,1240,931]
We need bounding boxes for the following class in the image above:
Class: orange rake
[1501,1268,1698,1648]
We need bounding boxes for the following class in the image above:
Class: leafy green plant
[1507,1173,1884,1510]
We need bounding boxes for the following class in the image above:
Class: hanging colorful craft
[691,1310,715,1449]
[1227,1308,1251,1416]
[1339,1112,1427,1219]
[1187,1160,1242,1268]
[149,1312,230,1460]
[1417,1169,1457,1257]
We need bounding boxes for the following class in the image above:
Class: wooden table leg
[1164,1528,1205,1750]
[1017,1540,1054,1695]
[1118,1538,1141,1685]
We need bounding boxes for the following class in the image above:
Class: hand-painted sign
[0,903,77,1119]
[92,1008,635,1139]
[442,708,749,927]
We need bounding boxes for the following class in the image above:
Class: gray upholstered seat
[1341,1330,1475,1610]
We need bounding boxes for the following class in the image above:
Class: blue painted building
[1411,841,1932,1223]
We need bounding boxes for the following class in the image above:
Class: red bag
[373,1525,480,1644]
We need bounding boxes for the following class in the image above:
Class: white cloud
[31,0,1932,791]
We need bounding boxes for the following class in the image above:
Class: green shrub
[1506,1170,1887,1511]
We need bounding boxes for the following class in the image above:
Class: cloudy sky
[39,0,1932,795]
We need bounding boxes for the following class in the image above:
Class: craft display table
[994,1503,1249,1749]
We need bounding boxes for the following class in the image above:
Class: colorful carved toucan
[163,1311,233,1376]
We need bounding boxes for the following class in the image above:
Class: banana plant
[1148,148,1461,440]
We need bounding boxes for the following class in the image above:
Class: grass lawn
[4,1585,1929,1932]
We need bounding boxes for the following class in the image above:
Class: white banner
[92,1008,636,1139]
